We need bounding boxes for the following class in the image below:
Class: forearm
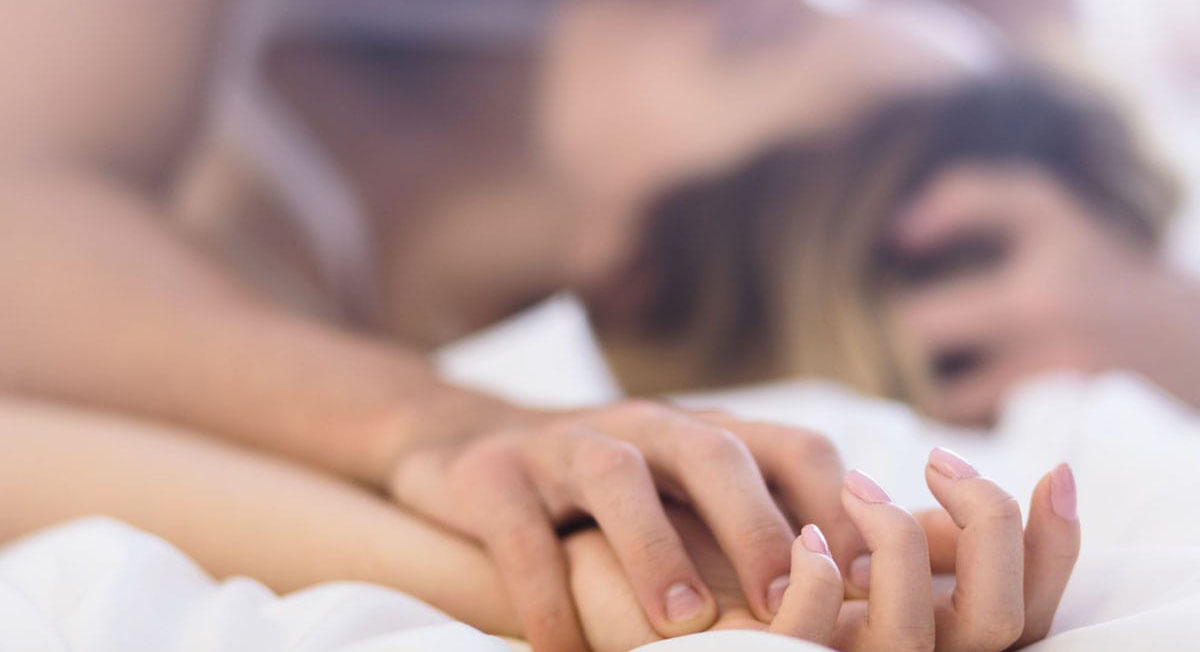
[0,396,518,636]
[0,397,735,650]
[0,171,531,486]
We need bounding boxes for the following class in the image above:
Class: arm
[0,5,862,648]
[0,0,511,484]
[0,172,522,487]
[0,400,1079,652]
[0,174,866,650]
[0,397,518,637]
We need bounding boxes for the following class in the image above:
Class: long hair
[595,65,1181,401]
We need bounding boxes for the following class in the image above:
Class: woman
[608,64,1198,425]
[0,0,1013,649]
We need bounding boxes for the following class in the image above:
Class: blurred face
[271,0,817,302]
[544,0,817,294]
[546,0,988,297]
[560,210,647,295]
[879,162,1160,424]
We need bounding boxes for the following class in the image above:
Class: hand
[388,400,864,651]
[884,163,1199,423]
[561,448,1079,652]
[842,449,1080,651]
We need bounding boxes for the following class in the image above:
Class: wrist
[360,382,553,490]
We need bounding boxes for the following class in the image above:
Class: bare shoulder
[0,0,233,188]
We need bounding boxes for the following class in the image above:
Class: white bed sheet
[5,296,1200,651]
[5,373,1200,650]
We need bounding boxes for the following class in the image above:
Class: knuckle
[981,495,1024,529]
[687,428,751,464]
[575,439,646,483]
[876,509,929,552]
[457,436,520,475]
[783,430,841,465]
[1025,531,1081,564]
[451,457,503,491]
[626,529,683,569]
[889,526,931,555]
[742,517,794,551]
[805,557,845,595]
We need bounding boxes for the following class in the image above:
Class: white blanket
[679,374,1200,651]
[4,369,1200,651]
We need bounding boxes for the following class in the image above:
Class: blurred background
[162,0,1200,425]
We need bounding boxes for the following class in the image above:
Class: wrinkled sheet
[678,374,1200,651]
[4,373,1200,651]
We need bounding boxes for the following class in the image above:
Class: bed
[4,291,1200,651]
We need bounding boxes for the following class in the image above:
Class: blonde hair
[595,65,1181,402]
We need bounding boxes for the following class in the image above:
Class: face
[544,0,817,294]
[879,162,1159,424]
[270,0,815,300]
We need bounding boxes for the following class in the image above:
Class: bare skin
[197,0,989,345]
[0,1,1001,649]
[0,398,1080,652]
[885,163,1200,424]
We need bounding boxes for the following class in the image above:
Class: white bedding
[4,292,1200,651]
[8,3,1195,647]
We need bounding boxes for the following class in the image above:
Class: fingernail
[1050,463,1077,521]
[845,469,891,504]
[928,447,980,480]
[800,524,831,556]
[849,554,871,590]
[665,583,705,622]
[766,575,790,614]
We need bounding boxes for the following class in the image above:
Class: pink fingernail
[800,524,831,556]
[767,575,790,614]
[928,447,980,480]
[665,583,705,622]
[1050,463,1077,521]
[845,470,891,504]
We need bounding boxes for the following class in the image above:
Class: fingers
[841,470,936,652]
[658,423,795,621]
[1013,463,1080,648]
[892,274,1011,355]
[888,165,1020,256]
[588,403,795,623]
[769,525,843,646]
[562,527,661,652]
[699,414,867,587]
[469,466,586,652]
[925,447,1025,652]
[564,435,718,635]
[915,507,960,574]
